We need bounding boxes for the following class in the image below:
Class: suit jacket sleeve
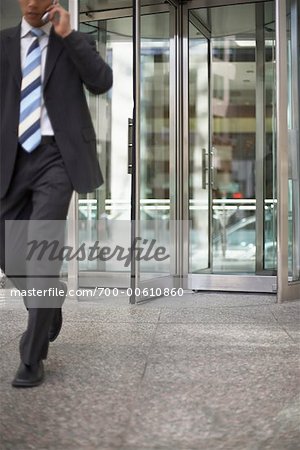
[62,30,113,95]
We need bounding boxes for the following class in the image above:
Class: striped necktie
[18,28,44,152]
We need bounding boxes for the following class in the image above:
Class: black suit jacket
[0,25,113,199]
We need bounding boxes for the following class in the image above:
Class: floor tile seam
[121,446,225,450]
[143,297,277,308]
[219,303,277,309]
[192,293,276,300]
[269,310,298,343]
[66,306,158,310]
[154,320,285,326]
[276,324,298,344]
[120,446,202,450]
[59,301,274,306]
[118,434,270,450]
[6,444,202,450]
[68,305,273,311]
[64,320,161,324]
[137,304,277,312]
[64,306,160,310]
[60,306,279,313]
[0,312,278,318]
[62,298,275,305]
[118,310,162,447]
[119,433,300,450]
[0,312,281,318]
[0,302,278,310]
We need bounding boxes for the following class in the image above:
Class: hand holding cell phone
[41,1,72,38]
[41,0,59,24]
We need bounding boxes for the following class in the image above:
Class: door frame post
[67,0,79,293]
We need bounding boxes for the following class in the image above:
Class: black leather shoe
[12,361,44,388]
[48,282,67,342]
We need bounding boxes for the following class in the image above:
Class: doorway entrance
[184,1,277,292]
[68,0,299,302]
[76,2,175,292]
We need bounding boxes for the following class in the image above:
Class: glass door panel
[210,17,258,274]
[77,3,176,296]
[286,0,300,286]
[133,5,177,302]
[78,14,133,287]
[189,22,210,273]
[287,0,300,283]
[264,4,277,272]
[188,1,277,281]
[277,0,300,300]
[140,10,171,277]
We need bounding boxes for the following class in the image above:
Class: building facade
[1,0,299,302]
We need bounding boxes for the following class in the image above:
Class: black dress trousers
[0,141,73,365]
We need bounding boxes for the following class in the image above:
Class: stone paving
[0,290,299,450]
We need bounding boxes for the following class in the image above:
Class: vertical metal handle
[202,148,208,189]
[128,118,133,174]
[211,147,215,187]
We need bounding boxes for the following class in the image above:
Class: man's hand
[47,3,72,38]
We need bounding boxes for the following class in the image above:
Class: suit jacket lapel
[44,28,63,89]
[5,25,22,88]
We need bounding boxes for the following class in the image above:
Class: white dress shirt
[20,18,54,136]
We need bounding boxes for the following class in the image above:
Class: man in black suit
[0,0,113,387]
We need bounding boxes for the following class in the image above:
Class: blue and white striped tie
[18,28,44,152]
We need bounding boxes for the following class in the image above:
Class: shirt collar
[21,17,52,38]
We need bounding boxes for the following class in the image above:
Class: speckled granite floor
[0,290,299,450]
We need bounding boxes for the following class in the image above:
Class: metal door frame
[182,0,300,299]
[132,0,179,302]
[181,0,277,293]
[67,0,79,293]
[276,0,300,301]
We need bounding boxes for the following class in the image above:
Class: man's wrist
[60,28,73,39]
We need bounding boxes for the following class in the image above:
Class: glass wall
[78,8,172,279]
[139,11,172,275]
[3,0,295,297]
[264,14,277,273]
[286,0,300,282]
[189,1,277,275]
[188,24,210,272]
[73,0,299,298]
[276,0,300,300]
[78,16,133,275]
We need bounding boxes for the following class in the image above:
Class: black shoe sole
[12,377,44,388]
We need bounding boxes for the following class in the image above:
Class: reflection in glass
[189,1,276,274]
[264,8,277,271]
[211,29,257,273]
[189,24,210,273]
[78,12,171,275]
[140,12,171,275]
[79,17,133,272]
[286,0,300,281]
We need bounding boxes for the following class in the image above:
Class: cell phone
[41,0,59,24]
